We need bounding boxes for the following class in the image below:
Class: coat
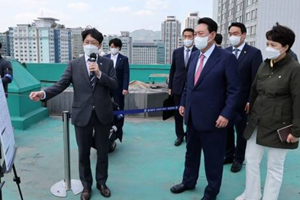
[244,54,300,149]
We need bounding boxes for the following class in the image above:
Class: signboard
[0,77,16,171]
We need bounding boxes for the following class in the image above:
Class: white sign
[0,77,16,171]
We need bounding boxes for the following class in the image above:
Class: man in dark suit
[0,42,13,97]
[105,38,129,134]
[224,22,263,173]
[29,28,118,200]
[168,28,198,146]
[105,38,130,111]
[170,18,240,200]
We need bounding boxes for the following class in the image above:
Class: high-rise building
[8,27,14,58]
[120,31,133,64]
[185,12,200,29]
[132,40,165,65]
[9,23,55,63]
[161,16,181,64]
[154,40,166,65]
[9,17,72,63]
[132,41,157,64]
[102,31,133,63]
[54,28,72,63]
[214,0,300,57]
[70,27,84,59]
[0,31,10,57]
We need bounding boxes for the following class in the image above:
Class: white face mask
[229,36,241,46]
[83,44,99,56]
[194,36,210,50]
[265,47,281,59]
[110,48,119,55]
[183,39,193,47]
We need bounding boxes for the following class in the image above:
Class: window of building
[246,12,251,21]
[252,9,257,19]
[247,0,252,6]
[246,27,250,35]
[251,25,256,35]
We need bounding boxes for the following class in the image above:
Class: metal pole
[62,111,71,190]
[50,111,83,198]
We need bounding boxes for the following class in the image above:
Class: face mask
[229,36,241,46]
[194,36,209,50]
[265,47,281,59]
[83,44,99,56]
[110,48,119,55]
[183,39,193,47]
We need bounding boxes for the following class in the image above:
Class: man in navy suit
[168,28,198,146]
[105,38,130,132]
[170,18,240,200]
[224,22,263,173]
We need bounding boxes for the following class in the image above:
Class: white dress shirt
[232,42,245,59]
[195,44,216,73]
[110,53,119,68]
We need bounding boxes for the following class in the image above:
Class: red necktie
[194,54,205,85]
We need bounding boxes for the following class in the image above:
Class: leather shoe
[170,183,194,194]
[223,156,233,165]
[108,141,117,153]
[174,138,183,146]
[231,161,243,173]
[81,188,91,200]
[201,196,216,200]
[97,184,111,198]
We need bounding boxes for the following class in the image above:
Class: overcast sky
[0,0,213,35]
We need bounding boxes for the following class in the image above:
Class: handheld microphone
[88,53,97,76]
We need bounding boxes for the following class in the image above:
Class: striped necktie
[90,72,96,89]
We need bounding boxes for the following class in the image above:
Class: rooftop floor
[3,117,300,200]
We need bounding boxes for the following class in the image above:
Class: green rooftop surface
[2,117,300,200]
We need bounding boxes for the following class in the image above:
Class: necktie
[90,71,96,89]
[233,48,240,58]
[194,54,205,85]
[185,49,191,67]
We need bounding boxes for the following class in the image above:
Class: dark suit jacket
[104,53,130,97]
[168,46,198,95]
[44,56,118,127]
[226,43,262,109]
[181,46,240,131]
[0,55,13,95]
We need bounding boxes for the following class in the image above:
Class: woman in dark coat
[236,23,300,200]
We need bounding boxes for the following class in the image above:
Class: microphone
[88,53,97,76]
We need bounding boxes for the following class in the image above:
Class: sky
[0,0,213,35]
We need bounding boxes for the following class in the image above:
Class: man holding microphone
[29,28,117,200]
